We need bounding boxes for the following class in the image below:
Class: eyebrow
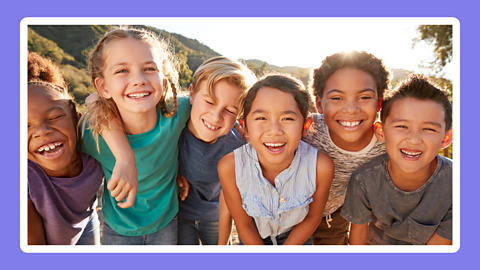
[251,109,298,115]
[390,119,443,128]
[109,60,157,70]
[325,88,376,95]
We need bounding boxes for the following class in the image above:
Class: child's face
[95,38,166,119]
[317,68,378,151]
[244,87,304,169]
[28,85,78,177]
[188,79,242,144]
[376,97,451,177]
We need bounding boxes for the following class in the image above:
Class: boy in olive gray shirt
[341,74,453,245]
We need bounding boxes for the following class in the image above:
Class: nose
[406,130,422,145]
[341,99,361,115]
[267,120,283,136]
[32,123,53,138]
[132,71,147,87]
[210,107,223,122]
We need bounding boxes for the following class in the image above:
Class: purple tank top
[28,153,103,245]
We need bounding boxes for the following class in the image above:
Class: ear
[189,84,194,105]
[440,128,453,149]
[239,119,248,139]
[95,78,111,99]
[374,121,385,142]
[377,95,383,113]
[315,96,323,114]
[303,117,313,136]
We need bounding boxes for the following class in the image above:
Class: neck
[387,156,438,192]
[257,152,295,186]
[120,108,158,135]
[45,151,83,178]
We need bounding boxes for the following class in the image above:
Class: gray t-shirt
[178,126,245,221]
[28,153,103,245]
[302,113,386,216]
[341,153,453,245]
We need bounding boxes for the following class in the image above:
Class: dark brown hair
[239,73,314,130]
[380,73,452,132]
[310,50,392,100]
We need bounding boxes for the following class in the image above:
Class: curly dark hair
[28,51,68,88]
[309,51,392,100]
[380,73,452,132]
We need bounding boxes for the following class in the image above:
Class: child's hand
[108,157,138,208]
[177,173,190,201]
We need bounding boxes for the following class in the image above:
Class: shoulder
[174,93,192,122]
[315,150,334,183]
[218,152,236,184]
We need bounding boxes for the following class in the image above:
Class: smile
[400,149,422,158]
[203,119,220,130]
[35,141,65,159]
[263,142,286,154]
[338,120,362,127]
[127,92,151,98]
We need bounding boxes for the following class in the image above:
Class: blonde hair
[190,56,256,104]
[81,26,180,151]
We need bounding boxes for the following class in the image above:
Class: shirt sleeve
[176,94,192,126]
[435,204,452,241]
[341,172,372,225]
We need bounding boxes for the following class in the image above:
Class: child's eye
[145,67,157,72]
[205,100,214,105]
[359,96,372,100]
[115,69,127,74]
[282,117,294,121]
[330,97,342,100]
[255,117,266,121]
[226,109,236,115]
[395,125,407,129]
[424,128,438,132]
[49,115,65,121]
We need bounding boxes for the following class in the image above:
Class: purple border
[5,0,476,269]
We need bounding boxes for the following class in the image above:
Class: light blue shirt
[234,141,317,244]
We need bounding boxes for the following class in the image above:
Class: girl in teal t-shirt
[81,27,190,245]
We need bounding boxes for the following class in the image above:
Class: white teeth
[401,149,422,156]
[128,92,150,98]
[264,143,285,147]
[204,120,220,130]
[37,142,62,152]
[339,121,361,127]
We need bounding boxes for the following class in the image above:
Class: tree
[413,25,452,73]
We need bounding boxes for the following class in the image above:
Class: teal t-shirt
[82,95,191,236]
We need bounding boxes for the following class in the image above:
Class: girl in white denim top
[218,74,334,245]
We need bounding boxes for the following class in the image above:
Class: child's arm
[218,190,233,245]
[426,233,452,245]
[85,93,138,209]
[283,151,334,245]
[101,119,138,209]
[349,223,369,245]
[28,201,45,245]
[218,153,264,245]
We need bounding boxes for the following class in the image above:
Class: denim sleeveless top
[234,140,317,244]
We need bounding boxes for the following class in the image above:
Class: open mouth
[127,92,151,99]
[264,142,286,153]
[338,120,362,127]
[400,149,422,158]
[203,119,220,130]
[36,142,65,158]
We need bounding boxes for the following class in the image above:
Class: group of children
[27,26,453,246]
